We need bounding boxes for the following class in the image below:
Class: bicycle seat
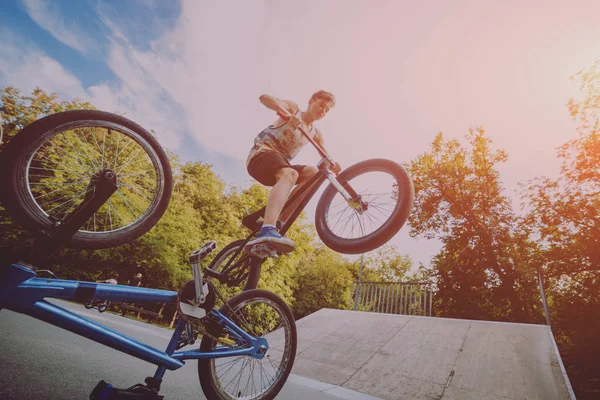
[241,208,265,231]
[241,208,284,232]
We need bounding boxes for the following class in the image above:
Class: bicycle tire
[84,302,94,309]
[0,110,173,249]
[315,158,414,254]
[198,289,297,400]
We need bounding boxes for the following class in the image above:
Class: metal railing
[349,281,433,316]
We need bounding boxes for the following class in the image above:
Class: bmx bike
[0,110,297,400]
[204,114,415,298]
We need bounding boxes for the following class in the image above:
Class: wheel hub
[347,197,368,214]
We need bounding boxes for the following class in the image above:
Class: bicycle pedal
[90,380,114,400]
[248,244,279,259]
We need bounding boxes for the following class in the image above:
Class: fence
[349,281,433,316]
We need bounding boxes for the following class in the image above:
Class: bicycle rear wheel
[0,110,172,249]
[315,158,414,254]
[198,289,297,400]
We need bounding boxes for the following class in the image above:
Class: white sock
[263,224,276,229]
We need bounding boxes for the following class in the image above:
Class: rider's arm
[259,94,298,117]
[315,130,341,174]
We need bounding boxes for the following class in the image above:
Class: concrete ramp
[291,309,575,400]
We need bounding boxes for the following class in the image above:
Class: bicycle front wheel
[198,289,297,400]
[0,110,172,249]
[315,158,414,254]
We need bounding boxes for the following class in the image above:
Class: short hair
[311,90,335,107]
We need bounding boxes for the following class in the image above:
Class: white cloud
[0,28,183,151]
[21,0,93,54]
[93,0,273,160]
[0,31,86,100]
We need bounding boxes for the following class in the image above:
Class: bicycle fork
[324,170,368,214]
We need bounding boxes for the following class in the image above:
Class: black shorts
[247,150,307,187]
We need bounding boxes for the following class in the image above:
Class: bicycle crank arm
[90,380,163,399]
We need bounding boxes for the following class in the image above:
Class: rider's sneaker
[244,226,295,255]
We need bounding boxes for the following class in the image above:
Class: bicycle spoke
[61,132,97,173]
[217,357,246,382]
[118,168,156,178]
[32,180,87,200]
[88,127,106,168]
[112,137,135,170]
[118,182,153,203]
[337,210,356,237]
[115,147,147,175]
[207,295,293,399]
[43,186,92,215]
[116,189,144,218]
[107,198,127,229]
[370,203,393,219]
[73,128,102,171]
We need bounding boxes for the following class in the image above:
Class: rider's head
[307,90,335,121]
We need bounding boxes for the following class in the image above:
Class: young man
[244,90,340,256]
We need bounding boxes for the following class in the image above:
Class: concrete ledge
[288,374,385,400]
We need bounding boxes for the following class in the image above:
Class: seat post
[188,241,217,304]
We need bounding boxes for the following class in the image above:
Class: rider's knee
[303,166,318,178]
[276,168,299,184]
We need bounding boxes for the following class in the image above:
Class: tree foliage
[292,245,354,319]
[407,128,542,322]
[522,61,600,399]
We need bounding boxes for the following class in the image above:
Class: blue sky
[2,0,600,268]
[1,0,247,185]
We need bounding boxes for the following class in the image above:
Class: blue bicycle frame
[0,261,269,383]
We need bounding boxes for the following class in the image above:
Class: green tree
[523,60,600,399]
[291,245,354,319]
[407,128,542,322]
[363,244,412,282]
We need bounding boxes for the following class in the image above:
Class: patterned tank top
[247,109,316,166]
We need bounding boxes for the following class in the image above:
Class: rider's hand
[332,162,342,174]
[277,110,302,130]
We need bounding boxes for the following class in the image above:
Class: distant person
[97,273,119,285]
[127,272,143,287]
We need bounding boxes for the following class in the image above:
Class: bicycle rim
[325,168,401,240]
[22,120,166,236]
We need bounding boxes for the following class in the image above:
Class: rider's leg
[279,166,318,223]
[245,167,298,254]
[263,167,299,226]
